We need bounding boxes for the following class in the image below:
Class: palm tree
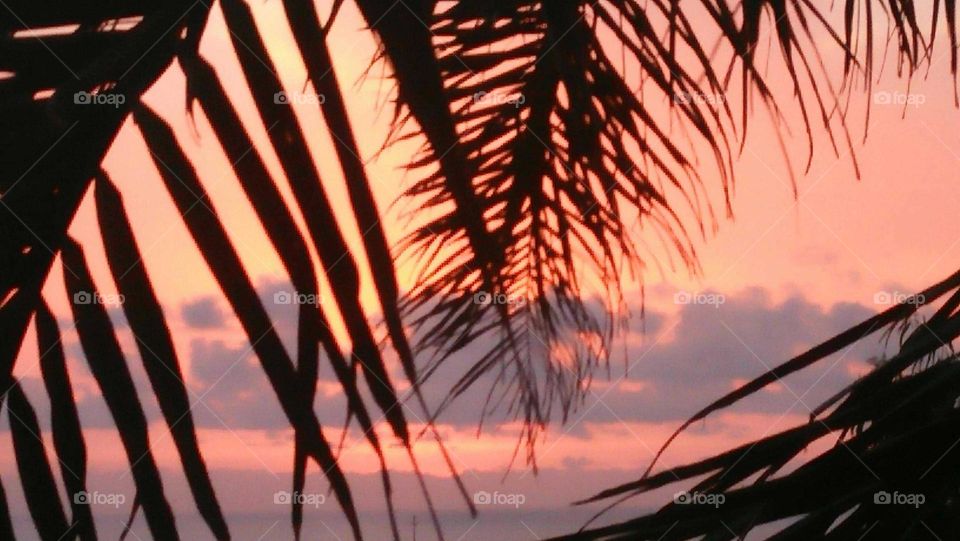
[0,0,956,540]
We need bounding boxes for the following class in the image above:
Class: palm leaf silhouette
[95,173,229,539]
[559,272,960,539]
[7,379,71,540]
[63,238,179,539]
[35,301,96,541]
[0,1,958,540]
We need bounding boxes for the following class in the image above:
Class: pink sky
[5,2,960,539]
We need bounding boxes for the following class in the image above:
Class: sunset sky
[5,2,960,540]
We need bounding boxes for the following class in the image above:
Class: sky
[5,2,960,540]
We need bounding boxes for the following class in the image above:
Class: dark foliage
[0,1,957,540]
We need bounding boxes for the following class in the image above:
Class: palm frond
[134,103,365,540]
[555,282,960,539]
[62,238,180,540]
[356,0,958,459]
[219,0,411,446]
[95,172,229,540]
[7,379,71,541]
[36,300,96,541]
[2,0,959,539]
[1,9,204,537]
[178,52,403,539]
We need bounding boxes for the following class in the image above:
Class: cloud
[187,338,290,430]
[599,288,880,423]
[186,337,349,430]
[181,296,228,329]
[14,283,888,439]
[424,287,883,431]
[1,283,895,538]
